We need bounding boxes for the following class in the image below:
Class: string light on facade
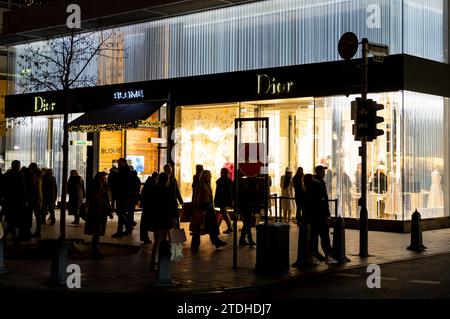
[68,120,166,132]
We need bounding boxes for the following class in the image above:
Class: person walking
[84,172,113,258]
[128,167,141,227]
[280,167,296,223]
[111,158,134,238]
[139,171,158,244]
[2,160,27,244]
[67,170,85,224]
[192,164,204,202]
[164,163,184,207]
[292,174,319,268]
[31,168,44,238]
[293,167,304,224]
[312,165,337,265]
[19,166,34,241]
[214,167,233,234]
[147,172,179,270]
[190,170,227,252]
[42,168,57,225]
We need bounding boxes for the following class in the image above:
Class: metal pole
[232,120,239,271]
[359,38,369,257]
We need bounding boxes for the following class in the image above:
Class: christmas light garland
[68,119,167,132]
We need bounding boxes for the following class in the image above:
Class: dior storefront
[4,0,450,231]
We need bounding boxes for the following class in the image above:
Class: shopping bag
[170,243,184,262]
[169,228,187,243]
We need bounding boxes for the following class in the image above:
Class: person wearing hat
[280,167,296,224]
[312,164,337,265]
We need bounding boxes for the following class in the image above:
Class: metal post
[233,120,239,271]
[359,38,369,257]
[274,194,278,223]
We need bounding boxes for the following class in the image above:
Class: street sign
[148,137,167,144]
[368,43,389,56]
[338,32,359,60]
[70,140,93,146]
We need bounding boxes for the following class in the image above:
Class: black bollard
[407,209,427,251]
[332,216,351,264]
[47,238,68,285]
[292,220,312,268]
[153,240,175,287]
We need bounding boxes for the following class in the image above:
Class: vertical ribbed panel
[402,92,445,219]
[403,0,446,62]
[12,0,446,92]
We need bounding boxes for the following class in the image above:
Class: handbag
[169,228,187,244]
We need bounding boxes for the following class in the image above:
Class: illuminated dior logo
[257,74,294,95]
[113,89,144,100]
[34,96,56,113]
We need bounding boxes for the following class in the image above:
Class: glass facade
[10,0,447,94]
[175,91,449,220]
[4,114,88,200]
[4,0,450,224]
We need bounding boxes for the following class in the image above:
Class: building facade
[3,0,450,230]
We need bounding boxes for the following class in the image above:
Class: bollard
[47,238,69,285]
[153,240,175,287]
[407,209,427,251]
[332,216,351,263]
[292,220,312,268]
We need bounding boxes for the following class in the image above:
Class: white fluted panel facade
[11,0,447,93]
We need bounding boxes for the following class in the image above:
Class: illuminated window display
[175,91,448,221]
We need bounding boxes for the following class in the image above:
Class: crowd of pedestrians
[1,158,338,265]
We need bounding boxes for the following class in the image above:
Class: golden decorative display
[68,120,166,132]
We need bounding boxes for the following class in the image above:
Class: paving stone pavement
[1,211,450,294]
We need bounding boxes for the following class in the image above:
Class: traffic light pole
[359,38,369,257]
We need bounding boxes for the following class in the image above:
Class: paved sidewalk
[1,212,450,294]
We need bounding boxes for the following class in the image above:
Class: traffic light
[366,101,384,141]
[351,98,370,141]
[351,98,384,141]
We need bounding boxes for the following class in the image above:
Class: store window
[98,113,160,183]
[174,91,447,221]
[174,103,239,201]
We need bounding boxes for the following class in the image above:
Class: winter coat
[131,171,141,205]
[111,165,134,203]
[84,187,111,237]
[214,176,233,208]
[42,175,57,209]
[147,185,178,232]
[2,170,27,224]
[140,176,157,230]
[312,177,331,219]
[68,176,85,211]
[280,175,296,212]
[190,182,216,235]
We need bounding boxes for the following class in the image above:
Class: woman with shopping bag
[189,170,227,252]
[146,172,179,270]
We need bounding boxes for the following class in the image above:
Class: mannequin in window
[427,169,444,208]
[370,163,388,218]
